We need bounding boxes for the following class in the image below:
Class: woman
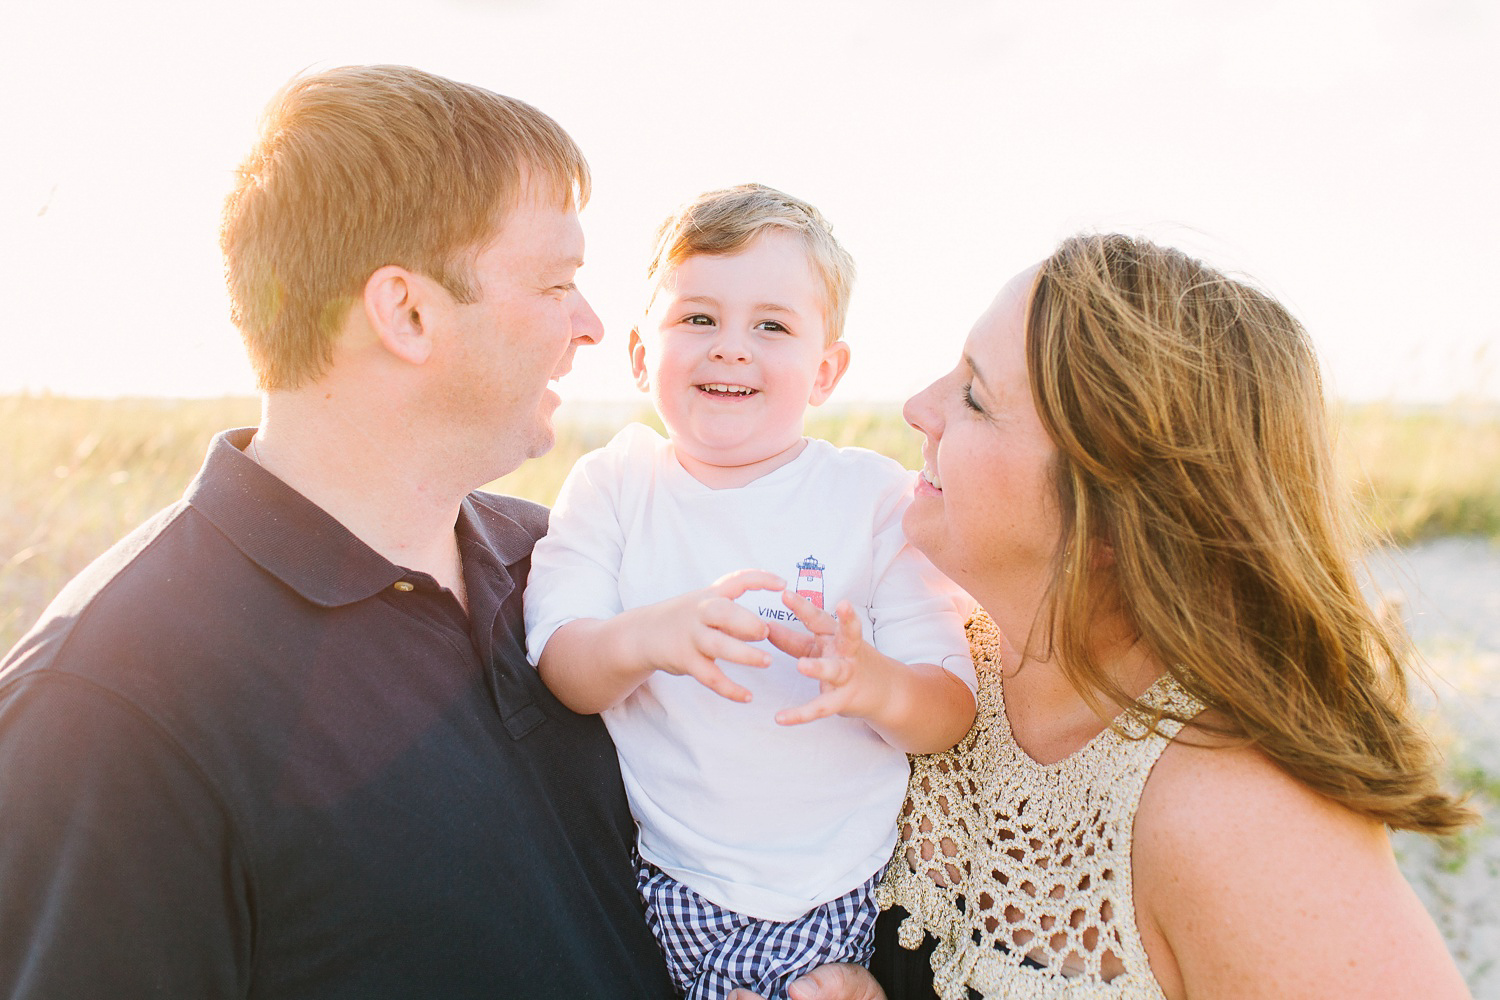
[735,234,1473,1000]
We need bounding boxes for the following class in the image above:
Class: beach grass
[1341,402,1500,542]
[2,394,1497,654]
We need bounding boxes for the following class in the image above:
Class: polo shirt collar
[188,429,540,607]
[184,428,402,607]
[457,492,539,568]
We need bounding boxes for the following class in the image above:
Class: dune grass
[2,393,1497,653]
[1339,402,1500,542]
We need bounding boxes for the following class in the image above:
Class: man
[0,65,675,998]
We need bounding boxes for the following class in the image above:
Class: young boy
[524,184,976,999]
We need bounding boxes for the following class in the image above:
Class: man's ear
[807,340,852,406]
[363,265,435,366]
[628,327,650,393]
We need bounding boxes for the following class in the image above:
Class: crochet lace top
[877,612,1204,1000]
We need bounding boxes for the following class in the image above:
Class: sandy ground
[1370,538,1500,997]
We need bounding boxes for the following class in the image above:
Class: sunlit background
[4,0,1496,406]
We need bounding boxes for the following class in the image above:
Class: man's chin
[518,418,557,463]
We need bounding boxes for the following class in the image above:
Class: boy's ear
[628,327,650,393]
[807,340,852,406]
[363,265,435,366]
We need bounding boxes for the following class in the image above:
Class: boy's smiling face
[630,229,850,488]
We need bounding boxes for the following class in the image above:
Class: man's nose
[570,291,604,345]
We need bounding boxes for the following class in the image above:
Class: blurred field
[1342,402,1500,542]
[3,393,1498,653]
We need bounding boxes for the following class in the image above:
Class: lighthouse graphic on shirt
[794,555,826,610]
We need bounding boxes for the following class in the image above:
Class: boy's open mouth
[696,383,757,397]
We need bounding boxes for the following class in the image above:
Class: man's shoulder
[1,499,245,694]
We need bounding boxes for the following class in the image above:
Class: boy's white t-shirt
[525,423,973,921]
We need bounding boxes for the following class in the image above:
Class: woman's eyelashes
[962,380,985,414]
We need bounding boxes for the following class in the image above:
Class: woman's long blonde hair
[1028,233,1473,834]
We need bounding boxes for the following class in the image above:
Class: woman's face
[902,264,1062,597]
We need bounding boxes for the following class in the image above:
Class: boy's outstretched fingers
[764,618,816,659]
[774,686,846,726]
[711,569,788,602]
[686,658,756,704]
[672,569,787,703]
[773,601,874,726]
[768,590,839,661]
[779,588,837,632]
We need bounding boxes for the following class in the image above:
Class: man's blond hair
[221,65,590,389]
[645,184,855,344]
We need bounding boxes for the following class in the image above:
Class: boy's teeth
[700,384,754,395]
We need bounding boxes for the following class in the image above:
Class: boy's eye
[755,320,788,333]
[684,314,715,326]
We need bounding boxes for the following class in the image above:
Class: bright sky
[4,0,1496,406]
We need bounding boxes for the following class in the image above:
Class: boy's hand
[767,592,896,726]
[630,569,786,703]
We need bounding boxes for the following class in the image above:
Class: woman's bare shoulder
[1135,723,1358,852]
[1130,729,1467,999]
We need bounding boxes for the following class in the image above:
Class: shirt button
[393,581,415,592]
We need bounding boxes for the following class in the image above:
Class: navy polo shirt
[0,429,674,999]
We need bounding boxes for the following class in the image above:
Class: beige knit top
[877,613,1204,1000]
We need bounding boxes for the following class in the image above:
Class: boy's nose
[709,328,752,363]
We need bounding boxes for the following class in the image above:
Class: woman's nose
[904,379,941,435]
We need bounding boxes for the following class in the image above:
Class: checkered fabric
[636,857,883,1000]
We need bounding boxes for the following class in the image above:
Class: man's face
[428,192,602,478]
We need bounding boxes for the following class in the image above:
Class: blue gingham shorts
[635,855,883,1000]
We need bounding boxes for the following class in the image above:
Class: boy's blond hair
[221,64,590,390]
[645,184,856,344]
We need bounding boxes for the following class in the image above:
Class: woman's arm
[1133,738,1469,999]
